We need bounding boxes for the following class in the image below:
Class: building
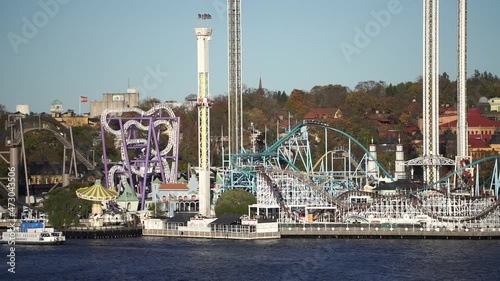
[303,108,342,123]
[478,96,491,114]
[440,108,500,157]
[488,129,500,153]
[116,182,139,212]
[16,104,30,115]
[90,87,139,117]
[440,108,500,140]
[50,99,64,116]
[53,109,91,127]
[489,97,500,112]
[418,104,458,132]
[150,176,199,216]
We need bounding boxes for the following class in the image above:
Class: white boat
[1,219,65,245]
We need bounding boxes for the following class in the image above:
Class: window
[113,95,124,101]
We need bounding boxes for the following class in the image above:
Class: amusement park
[2,0,500,240]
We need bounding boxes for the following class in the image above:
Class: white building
[90,87,140,117]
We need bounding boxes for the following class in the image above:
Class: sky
[1,0,499,114]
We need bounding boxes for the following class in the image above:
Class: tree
[340,91,378,117]
[214,189,256,217]
[354,80,386,97]
[285,89,309,119]
[24,130,65,164]
[137,97,162,111]
[309,84,348,108]
[272,90,288,107]
[175,104,198,171]
[42,182,92,229]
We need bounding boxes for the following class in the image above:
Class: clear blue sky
[1,0,499,113]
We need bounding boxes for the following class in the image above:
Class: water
[2,237,499,280]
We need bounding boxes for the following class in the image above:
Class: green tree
[272,90,288,107]
[24,130,65,164]
[42,182,92,229]
[214,189,256,217]
[310,84,348,108]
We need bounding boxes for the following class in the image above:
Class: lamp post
[250,122,256,153]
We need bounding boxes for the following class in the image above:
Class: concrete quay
[279,225,500,239]
[143,224,500,240]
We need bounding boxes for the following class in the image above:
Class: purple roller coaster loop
[100,113,180,210]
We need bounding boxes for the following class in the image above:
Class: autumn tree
[354,80,386,97]
[175,104,198,171]
[137,97,162,111]
[285,89,309,120]
[340,91,378,118]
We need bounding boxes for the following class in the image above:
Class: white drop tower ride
[195,21,213,217]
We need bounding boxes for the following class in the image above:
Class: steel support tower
[422,0,441,184]
[228,0,243,162]
[195,26,213,217]
[456,0,468,159]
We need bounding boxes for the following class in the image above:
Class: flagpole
[79,97,81,116]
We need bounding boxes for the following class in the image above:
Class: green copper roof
[116,182,139,202]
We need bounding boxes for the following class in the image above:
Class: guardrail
[279,224,500,239]
[143,229,280,240]
[65,225,142,232]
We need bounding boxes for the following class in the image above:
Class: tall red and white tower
[195,15,212,216]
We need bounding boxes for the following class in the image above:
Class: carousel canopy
[76,180,118,201]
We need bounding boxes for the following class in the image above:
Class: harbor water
[2,236,499,280]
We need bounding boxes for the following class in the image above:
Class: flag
[198,13,212,20]
[80,96,88,103]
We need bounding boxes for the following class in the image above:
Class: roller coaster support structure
[100,105,180,210]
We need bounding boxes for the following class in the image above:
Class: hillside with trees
[1,70,499,176]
